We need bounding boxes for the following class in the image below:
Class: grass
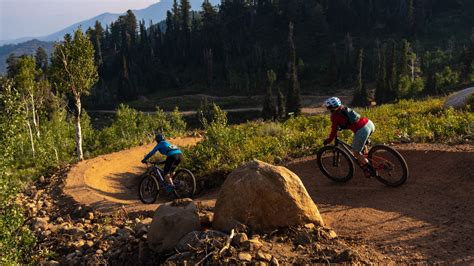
[183,98,473,177]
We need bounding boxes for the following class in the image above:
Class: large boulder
[444,87,474,109]
[213,160,324,232]
[148,198,201,253]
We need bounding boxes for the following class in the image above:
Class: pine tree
[277,87,285,119]
[285,21,301,116]
[386,41,398,102]
[262,70,277,120]
[343,33,354,82]
[180,0,191,58]
[6,53,20,78]
[352,49,369,106]
[407,0,415,35]
[324,43,338,85]
[35,47,48,75]
[375,44,387,104]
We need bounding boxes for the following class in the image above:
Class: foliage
[50,27,98,160]
[185,98,473,177]
[0,78,36,263]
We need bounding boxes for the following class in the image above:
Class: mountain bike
[138,161,196,204]
[316,132,409,187]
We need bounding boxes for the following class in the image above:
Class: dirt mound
[63,141,474,263]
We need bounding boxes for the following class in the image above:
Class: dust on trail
[64,142,474,263]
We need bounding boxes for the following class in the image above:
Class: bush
[185,98,473,178]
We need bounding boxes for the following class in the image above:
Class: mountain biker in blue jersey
[141,133,182,189]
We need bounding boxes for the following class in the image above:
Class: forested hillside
[4,0,474,109]
[0,40,54,73]
[77,0,474,108]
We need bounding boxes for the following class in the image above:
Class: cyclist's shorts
[352,120,375,153]
[164,154,182,175]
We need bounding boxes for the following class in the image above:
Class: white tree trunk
[26,121,35,158]
[30,93,40,137]
[23,98,35,157]
[75,97,84,161]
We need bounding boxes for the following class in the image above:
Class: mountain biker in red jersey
[323,97,376,177]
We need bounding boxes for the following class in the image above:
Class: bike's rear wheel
[138,173,160,204]
[173,169,196,199]
[368,145,408,187]
[316,146,354,183]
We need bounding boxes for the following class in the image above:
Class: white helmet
[324,97,342,109]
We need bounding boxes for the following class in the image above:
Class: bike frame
[334,135,390,172]
[149,163,166,184]
[334,135,362,164]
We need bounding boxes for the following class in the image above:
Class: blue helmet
[155,133,165,142]
[324,97,342,109]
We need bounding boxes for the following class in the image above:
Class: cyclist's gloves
[141,159,147,164]
[323,139,331,145]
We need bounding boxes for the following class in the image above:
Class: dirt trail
[64,136,208,213]
[64,141,474,263]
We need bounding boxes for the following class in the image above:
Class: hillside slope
[0,39,54,73]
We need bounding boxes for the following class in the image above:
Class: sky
[0,0,158,41]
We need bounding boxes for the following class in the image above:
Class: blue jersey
[143,140,182,161]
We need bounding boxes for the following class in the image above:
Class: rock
[134,218,152,236]
[31,217,50,232]
[38,176,46,184]
[256,250,272,262]
[333,249,359,262]
[96,249,104,255]
[39,260,60,266]
[85,241,94,248]
[72,239,85,249]
[41,230,52,238]
[103,225,118,235]
[134,224,148,236]
[64,226,86,236]
[242,238,263,251]
[321,228,337,240]
[238,252,253,262]
[231,232,248,247]
[444,87,474,109]
[86,212,94,221]
[148,198,201,253]
[294,231,312,245]
[85,233,95,240]
[213,160,324,232]
[270,257,279,266]
[56,217,64,224]
[199,211,214,227]
[304,223,315,230]
[138,241,152,264]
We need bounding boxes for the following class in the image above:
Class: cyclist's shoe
[361,164,372,178]
[165,184,175,193]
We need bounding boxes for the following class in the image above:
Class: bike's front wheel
[138,173,160,204]
[368,145,409,187]
[172,169,196,199]
[316,146,355,183]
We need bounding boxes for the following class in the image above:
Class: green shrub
[185,98,473,178]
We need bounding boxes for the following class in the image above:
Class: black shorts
[163,154,182,175]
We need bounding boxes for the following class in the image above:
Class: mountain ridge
[0,0,219,45]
